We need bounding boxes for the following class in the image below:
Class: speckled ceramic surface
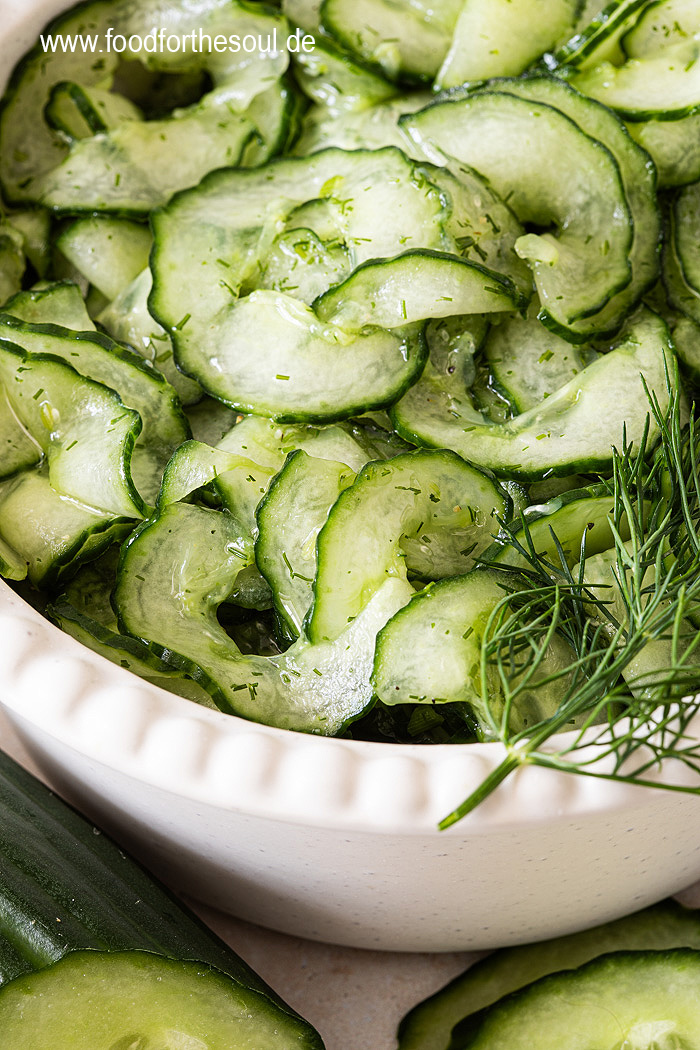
[2,0,700,955]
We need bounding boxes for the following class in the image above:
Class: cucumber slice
[450,950,700,1050]
[546,0,651,70]
[573,42,700,120]
[0,345,144,519]
[256,449,355,637]
[45,81,142,141]
[487,75,661,338]
[56,217,152,301]
[486,483,631,570]
[290,34,397,113]
[0,533,26,582]
[398,900,700,1050]
[96,269,202,407]
[115,501,413,732]
[392,308,675,481]
[622,0,700,59]
[673,180,700,299]
[0,467,133,588]
[48,556,216,707]
[627,111,700,187]
[0,224,25,307]
[150,147,445,420]
[0,0,289,206]
[320,0,462,81]
[401,92,633,340]
[372,568,578,737]
[306,448,507,643]
[4,282,94,331]
[38,102,256,215]
[0,316,189,504]
[484,310,593,414]
[314,249,524,330]
[0,949,317,1049]
[435,0,579,89]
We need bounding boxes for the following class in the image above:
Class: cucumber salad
[1,0,700,816]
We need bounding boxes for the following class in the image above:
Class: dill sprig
[440,388,700,829]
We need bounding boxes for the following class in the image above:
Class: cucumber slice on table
[0,747,323,1047]
[398,899,700,1050]
[0,950,317,1050]
[450,950,700,1050]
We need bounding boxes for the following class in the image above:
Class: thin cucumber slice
[572,42,700,120]
[0,345,144,518]
[4,282,94,331]
[622,0,700,59]
[663,210,700,325]
[256,450,355,637]
[0,949,318,1050]
[4,208,51,279]
[390,315,490,452]
[0,224,25,306]
[401,92,633,340]
[306,449,507,643]
[372,568,578,738]
[293,91,429,155]
[115,501,413,733]
[672,315,700,382]
[0,383,42,480]
[485,483,630,570]
[487,75,661,338]
[546,0,651,70]
[0,533,26,581]
[38,102,256,215]
[290,34,397,113]
[96,269,202,407]
[150,148,444,420]
[0,467,133,588]
[314,250,523,330]
[0,316,189,504]
[627,111,700,187]
[674,181,700,298]
[484,309,593,413]
[392,308,676,480]
[398,900,700,1050]
[0,1,119,203]
[45,80,142,141]
[450,950,700,1050]
[56,217,152,301]
[0,0,289,205]
[435,0,579,89]
[320,0,463,81]
[48,555,217,707]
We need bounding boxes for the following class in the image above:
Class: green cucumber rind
[0,748,322,1041]
[398,899,700,1050]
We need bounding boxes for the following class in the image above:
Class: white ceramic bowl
[2,0,700,954]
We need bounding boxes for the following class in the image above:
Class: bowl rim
[2,576,696,835]
[1,0,698,839]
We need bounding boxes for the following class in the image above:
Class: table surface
[3,707,700,1050]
